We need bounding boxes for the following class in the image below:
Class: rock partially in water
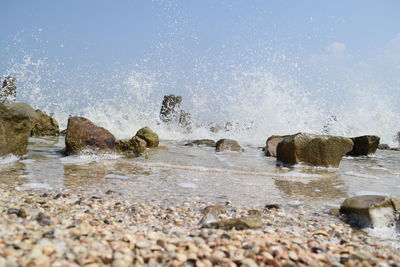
[346,135,380,156]
[202,212,263,230]
[30,109,60,136]
[215,139,243,152]
[378,143,390,150]
[276,133,353,167]
[179,110,192,132]
[115,136,147,155]
[0,76,16,104]
[265,135,288,157]
[160,94,182,123]
[0,103,35,156]
[136,127,159,148]
[340,195,400,228]
[65,116,116,154]
[185,139,216,147]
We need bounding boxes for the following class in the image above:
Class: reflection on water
[0,137,399,209]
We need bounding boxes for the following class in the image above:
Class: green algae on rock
[136,127,159,148]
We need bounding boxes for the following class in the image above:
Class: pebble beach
[1,184,399,267]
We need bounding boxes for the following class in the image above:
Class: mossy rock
[136,127,159,148]
[115,136,147,155]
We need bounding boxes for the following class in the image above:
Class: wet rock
[198,205,227,226]
[265,135,288,157]
[0,103,35,156]
[36,212,52,226]
[65,116,116,154]
[339,195,400,228]
[115,136,147,155]
[346,135,380,156]
[202,214,263,230]
[7,207,28,218]
[135,127,159,148]
[160,95,182,123]
[185,139,216,147]
[215,139,243,152]
[276,133,353,167]
[264,204,281,210]
[30,109,59,136]
[378,144,390,150]
[0,76,16,103]
[179,110,192,131]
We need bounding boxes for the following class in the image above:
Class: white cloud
[326,42,346,58]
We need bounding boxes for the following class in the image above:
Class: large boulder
[0,76,16,103]
[160,95,182,123]
[340,195,400,228]
[115,136,147,155]
[276,133,353,167]
[30,109,59,136]
[0,103,34,156]
[65,117,116,154]
[265,135,288,157]
[346,135,380,156]
[136,127,159,148]
[215,139,243,152]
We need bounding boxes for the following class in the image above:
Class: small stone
[241,258,258,267]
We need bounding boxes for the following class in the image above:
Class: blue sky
[1,1,400,113]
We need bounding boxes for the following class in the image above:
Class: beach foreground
[0,185,399,267]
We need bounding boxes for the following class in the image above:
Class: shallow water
[0,136,399,209]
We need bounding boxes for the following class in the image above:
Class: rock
[346,135,380,156]
[160,95,182,123]
[135,127,159,148]
[115,136,147,155]
[179,110,192,130]
[30,109,59,136]
[198,205,227,226]
[276,133,353,167]
[0,103,35,156]
[184,139,216,147]
[65,116,116,154]
[0,76,16,103]
[202,214,263,230]
[265,135,288,157]
[215,139,243,152]
[378,144,390,150]
[339,195,400,228]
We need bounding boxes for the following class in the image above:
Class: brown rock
[265,135,288,157]
[30,109,59,136]
[215,139,243,152]
[185,139,216,147]
[276,133,353,167]
[346,135,380,156]
[65,116,116,154]
[115,136,147,155]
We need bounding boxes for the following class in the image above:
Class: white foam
[344,171,378,179]
[178,182,197,189]
[105,174,130,180]
[59,153,122,165]
[0,155,19,165]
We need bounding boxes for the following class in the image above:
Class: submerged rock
[136,127,159,148]
[265,135,288,157]
[346,135,380,156]
[30,109,59,136]
[115,136,147,155]
[276,133,353,167]
[215,139,243,152]
[340,195,400,228]
[202,211,263,230]
[184,139,216,147]
[160,95,182,123]
[65,116,116,154]
[378,144,390,150]
[0,76,16,103]
[0,103,35,156]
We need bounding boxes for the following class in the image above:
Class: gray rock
[160,95,182,123]
[346,135,380,156]
[0,76,16,104]
[215,139,243,152]
[340,195,400,228]
[179,110,192,131]
[378,144,390,150]
[276,133,353,167]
